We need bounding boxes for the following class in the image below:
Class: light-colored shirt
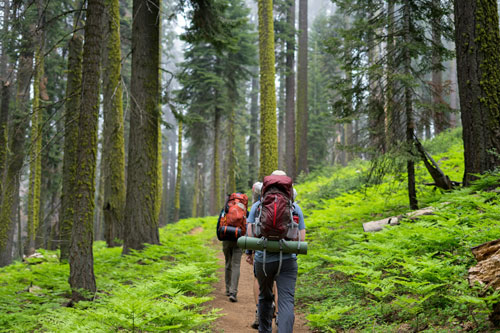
[247,200,306,263]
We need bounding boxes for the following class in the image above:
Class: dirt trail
[206,243,310,332]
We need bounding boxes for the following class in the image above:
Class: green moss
[258,0,278,179]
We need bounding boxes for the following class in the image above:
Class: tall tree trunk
[159,139,169,226]
[449,57,458,127]
[228,87,237,194]
[296,0,308,176]
[102,0,125,247]
[60,34,83,262]
[0,0,11,203]
[123,0,160,254]
[432,0,447,135]
[385,0,397,149]
[27,0,45,256]
[248,72,259,186]
[69,0,104,301]
[173,119,182,221]
[285,0,296,179]
[258,0,278,179]
[0,27,34,267]
[94,154,105,241]
[404,1,418,210]
[454,0,500,185]
[212,109,222,214]
[192,161,201,218]
[278,63,286,170]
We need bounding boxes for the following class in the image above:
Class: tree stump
[468,238,500,326]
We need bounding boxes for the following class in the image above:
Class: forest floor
[206,239,310,332]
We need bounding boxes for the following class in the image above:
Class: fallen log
[468,238,500,326]
[362,207,436,232]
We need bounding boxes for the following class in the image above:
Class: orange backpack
[217,193,248,241]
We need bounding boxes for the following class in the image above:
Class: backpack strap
[276,239,284,277]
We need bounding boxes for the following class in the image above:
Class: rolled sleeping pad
[237,236,307,255]
[217,226,244,241]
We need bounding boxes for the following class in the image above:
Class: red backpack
[217,193,248,241]
[255,175,296,240]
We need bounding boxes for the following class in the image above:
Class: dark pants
[255,258,298,333]
[222,240,242,295]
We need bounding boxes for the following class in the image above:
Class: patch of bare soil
[206,242,310,332]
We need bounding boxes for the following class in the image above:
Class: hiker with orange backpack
[216,192,249,302]
[246,170,306,332]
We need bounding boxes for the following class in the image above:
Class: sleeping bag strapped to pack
[217,193,248,241]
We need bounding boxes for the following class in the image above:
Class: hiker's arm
[299,229,306,241]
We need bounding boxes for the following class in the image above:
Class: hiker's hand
[246,254,254,265]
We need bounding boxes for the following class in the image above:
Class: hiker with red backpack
[246,170,306,333]
[216,192,249,302]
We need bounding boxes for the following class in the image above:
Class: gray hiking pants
[255,258,298,333]
[222,240,242,295]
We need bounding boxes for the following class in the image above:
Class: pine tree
[26,0,45,256]
[173,118,182,221]
[60,34,83,262]
[102,0,126,247]
[258,0,278,178]
[122,0,161,254]
[69,0,104,300]
[0,6,34,266]
[454,0,500,185]
[285,0,296,178]
[296,0,308,176]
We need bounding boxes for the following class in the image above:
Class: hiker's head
[252,182,263,202]
[271,170,287,176]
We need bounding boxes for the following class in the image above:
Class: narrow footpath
[207,242,310,332]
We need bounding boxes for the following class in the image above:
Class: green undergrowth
[295,128,500,332]
[0,217,220,332]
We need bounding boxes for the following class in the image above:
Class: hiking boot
[251,308,259,329]
[229,293,237,302]
[225,291,230,296]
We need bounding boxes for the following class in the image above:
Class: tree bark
[212,109,222,215]
[69,0,104,301]
[0,27,34,267]
[285,0,296,179]
[0,0,11,204]
[454,0,500,186]
[248,71,259,186]
[296,0,308,176]
[123,0,161,254]
[431,0,447,135]
[26,0,45,256]
[173,119,182,221]
[403,1,418,210]
[102,0,126,247]
[258,0,278,179]
[60,34,83,262]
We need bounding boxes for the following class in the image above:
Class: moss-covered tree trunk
[173,119,182,221]
[403,1,418,210]
[26,1,45,256]
[296,0,308,176]
[285,0,296,179]
[248,71,259,186]
[69,0,104,301]
[454,0,500,186]
[0,40,33,267]
[258,0,278,179]
[0,0,11,204]
[60,34,83,262]
[122,0,161,254]
[102,0,125,247]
